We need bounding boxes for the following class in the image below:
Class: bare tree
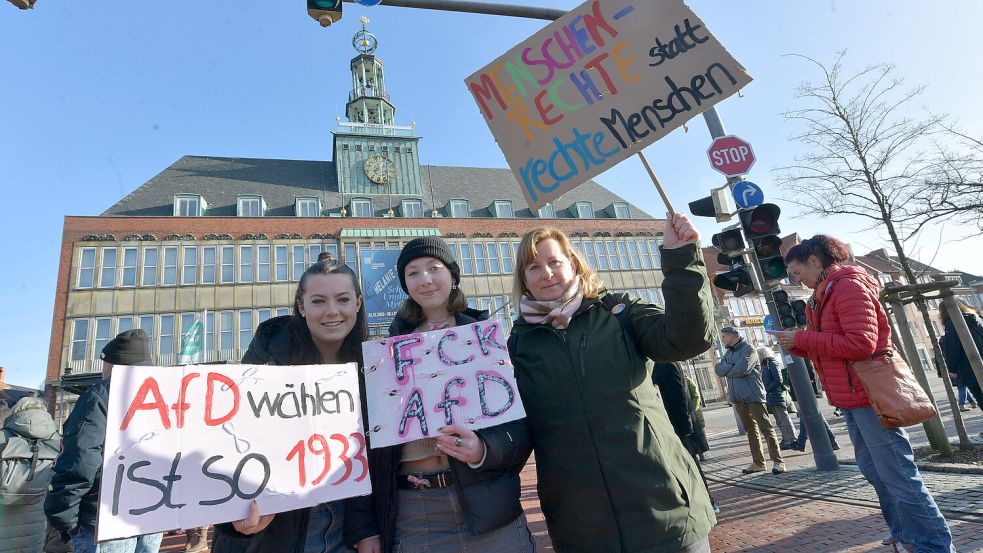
[915,127,983,234]
[776,52,968,452]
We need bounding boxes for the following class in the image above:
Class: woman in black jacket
[345,237,534,553]
[212,255,368,553]
[941,302,983,412]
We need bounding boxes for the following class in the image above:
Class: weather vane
[353,16,378,54]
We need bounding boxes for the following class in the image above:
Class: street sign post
[708,135,756,177]
[732,180,763,210]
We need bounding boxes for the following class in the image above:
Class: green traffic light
[311,0,340,7]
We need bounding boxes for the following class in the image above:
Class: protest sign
[98,363,369,542]
[465,0,752,210]
[360,248,408,326]
[361,320,525,448]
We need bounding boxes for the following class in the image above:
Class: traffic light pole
[341,0,566,20]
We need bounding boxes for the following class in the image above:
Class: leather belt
[397,470,454,490]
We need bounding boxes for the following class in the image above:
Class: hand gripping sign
[361,320,526,449]
[98,364,370,542]
[465,0,752,211]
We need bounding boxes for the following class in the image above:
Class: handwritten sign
[361,320,525,448]
[98,364,369,542]
[361,248,408,326]
[465,0,752,210]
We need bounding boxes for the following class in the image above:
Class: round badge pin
[611,303,626,315]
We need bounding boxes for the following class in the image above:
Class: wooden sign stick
[637,151,675,216]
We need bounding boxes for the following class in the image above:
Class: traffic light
[740,203,787,282]
[7,0,36,8]
[773,290,808,329]
[688,186,732,222]
[711,228,745,257]
[308,0,342,27]
[713,255,755,298]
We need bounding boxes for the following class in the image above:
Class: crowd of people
[4,225,981,553]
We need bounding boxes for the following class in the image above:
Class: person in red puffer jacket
[769,235,954,553]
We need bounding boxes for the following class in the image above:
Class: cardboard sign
[361,248,409,326]
[98,364,369,542]
[361,320,525,448]
[465,0,752,210]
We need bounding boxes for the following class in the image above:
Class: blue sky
[2,1,982,388]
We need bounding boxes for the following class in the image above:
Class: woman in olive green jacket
[507,215,716,553]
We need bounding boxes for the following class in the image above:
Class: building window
[174,195,203,217]
[220,245,235,283]
[499,242,514,273]
[240,246,254,282]
[488,242,500,274]
[459,243,474,275]
[350,199,373,217]
[220,311,234,352]
[647,239,662,269]
[275,245,288,281]
[182,246,198,285]
[650,288,663,305]
[258,309,272,325]
[159,314,175,356]
[121,247,138,287]
[71,319,89,362]
[613,203,630,219]
[583,241,597,269]
[99,247,117,288]
[77,247,96,289]
[201,246,217,284]
[239,310,254,349]
[615,241,630,269]
[594,241,609,270]
[180,313,197,353]
[344,244,357,275]
[493,200,514,218]
[324,243,339,262]
[117,316,133,334]
[139,315,155,353]
[296,197,320,217]
[638,240,652,270]
[205,312,215,355]
[162,246,178,286]
[238,196,264,217]
[293,245,306,280]
[474,243,488,274]
[141,247,158,286]
[257,245,271,282]
[575,202,594,218]
[605,241,620,270]
[449,200,470,218]
[401,199,423,218]
[537,203,555,218]
[626,240,641,269]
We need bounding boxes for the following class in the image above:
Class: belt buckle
[435,472,448,488]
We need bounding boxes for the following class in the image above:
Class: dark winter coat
[789,266,888,409]
[761,356,787,406]
[1,403,60,553]
[343,308,533,553]
[942,313,983,388]
[652,362,709,456]
[507,243,716,553]
[212,315,339,553]
[45,379,110,536]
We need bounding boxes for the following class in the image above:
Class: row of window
[76,238,663,289]
[173,193,629,220]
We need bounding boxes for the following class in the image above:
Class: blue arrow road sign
[732,181,764,210]
[764,314,775,330]
[356,0,382,5]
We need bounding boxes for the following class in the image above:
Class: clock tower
[333,17,423,200]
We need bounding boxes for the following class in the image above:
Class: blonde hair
[512,227,606,307]
[757,346,775,360]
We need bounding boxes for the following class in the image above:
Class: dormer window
[237,196,265,217]
[174,194,205,217]
[493,200,514,218]
[537,202,556,218]
[613,202,630,219]
[351,198,373,217]
[449,199,470,218]
[295,197,320,217]
[574,202,594,219]
[401,199,423,218]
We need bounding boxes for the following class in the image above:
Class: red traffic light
[740,203,782,239]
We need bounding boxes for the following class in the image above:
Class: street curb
[839,458,983,475]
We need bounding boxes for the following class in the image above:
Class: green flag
[178,318,204,365]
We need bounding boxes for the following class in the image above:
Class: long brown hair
[289,255,367,365]
[785,235,851,268]
[512,227,605,306]
[396,286,468,326]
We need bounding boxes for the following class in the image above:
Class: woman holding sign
[213,255,367,553]
[507,216,716,553]
[344,237,534,553]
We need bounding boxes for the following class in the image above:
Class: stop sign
[707,135,756,177]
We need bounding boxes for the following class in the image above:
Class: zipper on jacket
[578,333,588,378]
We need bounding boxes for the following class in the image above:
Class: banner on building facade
[360,248,408,326]
[361,320,525,449]
[98,363,369,542]
[465,0,752,210]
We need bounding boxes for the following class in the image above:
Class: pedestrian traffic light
[308,0,342,27]
[773,290,808,329]
[740,203,787,282]
[713,257,755,298]
[688,186,732,222]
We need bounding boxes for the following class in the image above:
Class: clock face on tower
[363,155,397,185]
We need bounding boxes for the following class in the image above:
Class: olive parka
[507,243,716,553]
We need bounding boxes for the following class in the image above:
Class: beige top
[398,317,455,465]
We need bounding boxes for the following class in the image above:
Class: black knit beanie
[397,237,461,293]
[100,329,152,366]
